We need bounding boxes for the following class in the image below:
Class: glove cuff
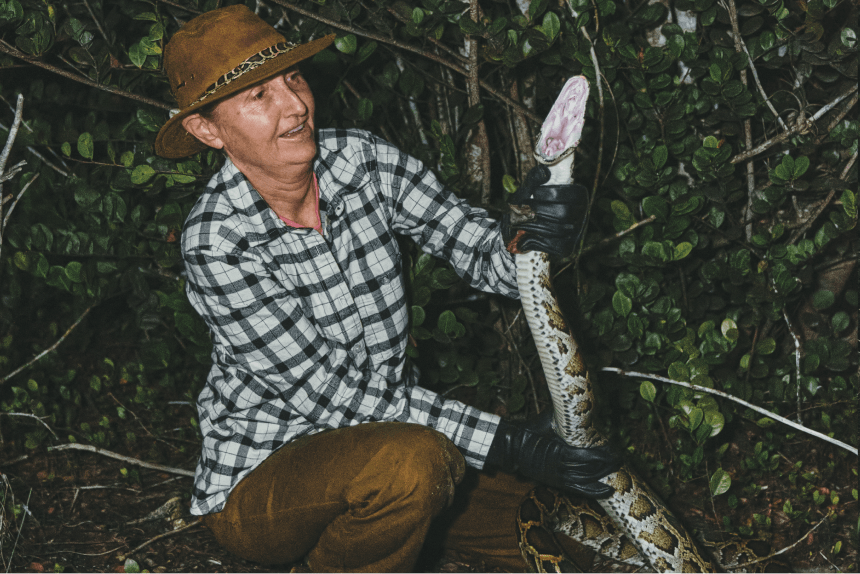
[485,419,520,472]
[528,183,589,206]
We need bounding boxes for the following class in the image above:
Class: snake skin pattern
[511,75,714,573]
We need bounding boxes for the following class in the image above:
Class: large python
[506,76,714,573]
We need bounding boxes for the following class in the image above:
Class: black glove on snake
[502,164,589,257]
[484,411,621,498]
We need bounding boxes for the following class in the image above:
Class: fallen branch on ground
[47,443,196,477]
[118,518,204,562]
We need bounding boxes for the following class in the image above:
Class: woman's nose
[273,78,308,116]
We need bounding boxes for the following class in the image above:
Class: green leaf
[356,41,377,64]
[668,362,690,382]
[124,558,141,574]
[357,98,373,121]
[673,242,693,260]
[412,7,425,24]
[757,337,776,355]
[841,189,857,219]
[437,310,458,335]
[640,380,656,402]
[704,410,725,436]
[703,135,719,149]
[65,261,83,283]
[334,34,357,55]
[652,145,668,169]
[832,311,849,333]
[612,290,633,317]
[721,318,738,340]
[503,175,518,194]
[61,142,71,156]
[710,467,732,496]
[77,132,93,160]
[812,290,835,310]
[793,156,809,178]
[411,306,425,327]
[541,12,560,41]
[131,165,156,184]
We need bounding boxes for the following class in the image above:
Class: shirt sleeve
[183,243,500,469]
[369,134,520,300]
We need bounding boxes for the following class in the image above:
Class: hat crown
[164,5,287,108]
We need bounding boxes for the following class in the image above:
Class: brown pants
[204,422,535,572]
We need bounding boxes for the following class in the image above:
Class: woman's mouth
[282,123,305,137]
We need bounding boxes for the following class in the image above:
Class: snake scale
[507,76,714,573]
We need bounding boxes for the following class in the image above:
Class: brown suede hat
[155,5,334,158]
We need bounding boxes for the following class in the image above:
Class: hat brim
[155,34,335,159]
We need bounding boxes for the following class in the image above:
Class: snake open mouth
[535,76,590,164]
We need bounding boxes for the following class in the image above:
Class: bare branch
[0,94,24,178]
[0,411,58,440]
[730,513,832,569]
[3,173,39,230]
[0,41,172,111]
[602,367,858,455]
[47,443,196,477]
[731,86,859,164]
[118,518,204,562]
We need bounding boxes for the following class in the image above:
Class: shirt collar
[214,128,375,244]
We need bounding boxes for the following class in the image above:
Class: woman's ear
[182,113,225,150]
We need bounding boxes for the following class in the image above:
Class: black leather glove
[502,164,589,257]
[485,411,621,498]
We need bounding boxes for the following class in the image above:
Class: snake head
[534,76,590,165]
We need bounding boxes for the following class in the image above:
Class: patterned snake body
[511,77,714,573]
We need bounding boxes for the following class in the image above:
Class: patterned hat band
[192,42,298,106]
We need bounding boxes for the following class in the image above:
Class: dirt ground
[0,415,856,573]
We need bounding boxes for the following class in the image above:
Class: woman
[155,5,617,571]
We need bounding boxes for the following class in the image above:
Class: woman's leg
[204,422,465,572]
[428,468,536,572]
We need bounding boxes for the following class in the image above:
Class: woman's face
[197,67,317,175]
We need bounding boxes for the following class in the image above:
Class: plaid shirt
[183,128,520,515]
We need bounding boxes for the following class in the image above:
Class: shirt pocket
[354,253,408,360]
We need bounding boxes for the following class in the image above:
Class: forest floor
[0,403,856,573]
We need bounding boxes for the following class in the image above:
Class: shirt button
[334,203,345,216]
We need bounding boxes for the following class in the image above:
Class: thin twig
[0,41,172,111]
[721,0,786,131]
[0,305,95,385]
[467,0,491,204]
[724,0,757,241]
[0,412,58,440]
[47,443,196,477]
[730,513,832,569]
[731,86,859,164]
[601,367,858,455]
[820,91,858,140]
[81,0,112,50]
[555,215,657,279]
[2,173,39,230]
[501,308,541,415]
[781,308,804,423]
[0,94,24,178]
[6,489,31,574]
[0,160,25,183]
[118,518,203,562]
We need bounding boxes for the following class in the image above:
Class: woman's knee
[354,424,466,513]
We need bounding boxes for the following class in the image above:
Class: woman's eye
[254,90,265,100]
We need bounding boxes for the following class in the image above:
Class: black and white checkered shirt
[183,128,520,515]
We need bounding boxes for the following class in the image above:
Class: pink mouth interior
[538,76,589,160]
